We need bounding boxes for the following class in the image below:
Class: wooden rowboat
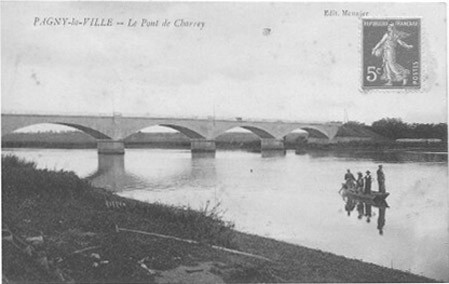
[340,187,390,202]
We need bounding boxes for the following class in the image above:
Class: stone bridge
[1,113,341,155]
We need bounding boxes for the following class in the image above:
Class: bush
[2,155,89,202]
[136,200,235,247]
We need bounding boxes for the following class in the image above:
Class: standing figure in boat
[344,169,356,190]
[344,169,356,181]
[371,21,414,86]
[356,172,364,193]
[364,170,372,194]
[377,165,386,193]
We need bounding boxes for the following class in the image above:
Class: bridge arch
[282,127,329,139]
[275,125,338,140]
[212,123,339,141]
[1,122,111,139]
[299,127,329,139]
[212,125,276,139]
[240,126,275,139]
[159,124,204,139]
[56,123,111,139]
[121,123,205,140]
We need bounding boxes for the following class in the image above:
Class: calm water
[3,148,448,281]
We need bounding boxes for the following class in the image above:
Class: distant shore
[2,131,447,153]
[2,155,438,283]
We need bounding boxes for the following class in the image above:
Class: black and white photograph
[1,2,448,283]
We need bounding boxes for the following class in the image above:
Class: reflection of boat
[349,195,389,209]
[339,188,389,235]
[341,188,390,202]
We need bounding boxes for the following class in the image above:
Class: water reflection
[261,150,286,158]
[190,155,216,180]
[342,193,389,236]
[87,153,217,192]
[192,152,216,159]
[365,203,372,223]
[377,206,386,235]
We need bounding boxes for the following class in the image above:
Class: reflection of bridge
[2,113,341,155]
[86,153,217,192]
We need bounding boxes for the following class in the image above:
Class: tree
[371,118,408,140]
[371,118,448,141]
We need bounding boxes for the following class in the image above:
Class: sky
[1,2,447,125]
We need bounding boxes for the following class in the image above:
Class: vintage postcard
[1,2,447,283]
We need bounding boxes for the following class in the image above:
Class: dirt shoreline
[2,156,437,283]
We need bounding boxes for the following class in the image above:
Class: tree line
[345,118,448,141]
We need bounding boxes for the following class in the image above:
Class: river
[2,148,448,281]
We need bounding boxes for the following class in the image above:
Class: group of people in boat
[341,165,386,194]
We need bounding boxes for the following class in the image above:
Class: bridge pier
[190,139,216,153]
[261,138,285,151]
[91,154,126,192]
[97,139,125,155]
[261,138,286,156]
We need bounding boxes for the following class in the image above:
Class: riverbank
[2,155,437,283]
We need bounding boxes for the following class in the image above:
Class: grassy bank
[2,155,437,283]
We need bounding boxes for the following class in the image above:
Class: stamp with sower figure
[362,18,420,89]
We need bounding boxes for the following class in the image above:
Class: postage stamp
[362,18,421,89]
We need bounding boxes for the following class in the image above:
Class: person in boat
[344,169,356,190]
[377,165,386,193]
[344,169,355,181]
[364,170,372,194]
[356,172,364,193]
